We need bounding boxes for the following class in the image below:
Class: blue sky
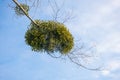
[0,0,120,80]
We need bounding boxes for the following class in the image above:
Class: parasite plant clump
[15,4,29,16]
[25,20,74,54]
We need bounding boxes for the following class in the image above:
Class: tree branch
[67,54,101,71]
[47,52,62,58]
[12,0,39,27]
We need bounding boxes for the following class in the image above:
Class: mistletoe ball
[15,4,29,16]
[25,20,74,54]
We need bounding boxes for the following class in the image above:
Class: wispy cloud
[101,59,120,79]
[79,0,120,28]
[97,31,120,53]
[93,59,120,80]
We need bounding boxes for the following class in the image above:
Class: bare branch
[47,52,62,58]
[48,0,58,21]
[48,0,65,21]
[67,54,101,71]
[62,9,75,23]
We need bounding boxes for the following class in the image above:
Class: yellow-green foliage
[25,20,74,54]
[15,4,29,16]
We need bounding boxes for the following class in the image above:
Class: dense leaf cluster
[14,4,29,16]
[25,20,74,54]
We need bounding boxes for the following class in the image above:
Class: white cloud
[96,31,120,53]
[80,0,120,29]
[91,59,120,80]
[107,60,120,71]
[101,70,110,76]
[111,0,120,7]
[100,59,120,79]
[99,0,120,15]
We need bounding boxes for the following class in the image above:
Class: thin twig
[67,54,101,71]
[47,52,62,58]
